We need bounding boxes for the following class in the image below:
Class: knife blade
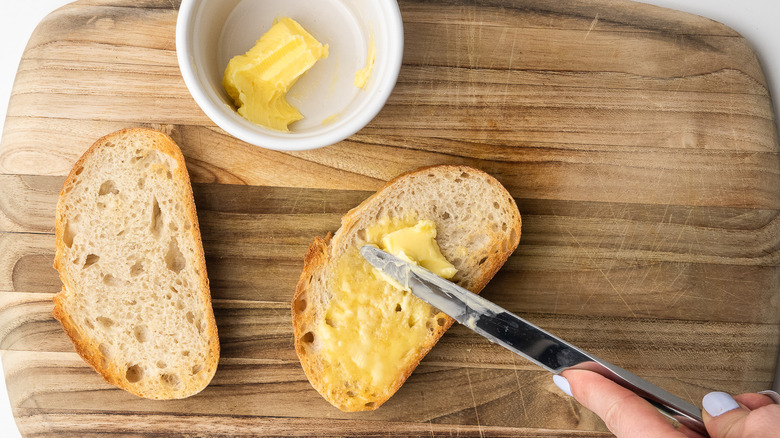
[360,245,708,436]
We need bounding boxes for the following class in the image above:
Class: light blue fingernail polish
[553,374,573,397]
[702,391,740,417]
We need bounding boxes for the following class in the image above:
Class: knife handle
[570,360,709,437]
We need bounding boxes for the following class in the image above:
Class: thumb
[702,391,749,438]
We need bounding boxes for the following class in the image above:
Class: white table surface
[1,1,778,436]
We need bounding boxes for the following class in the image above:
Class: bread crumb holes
[151,197,163,237]
[161,373,182,389]
[83,254,100,268]
[125,364,143,383]
[133,325,149,343]
[63,215,79,247]
[165,239,186,273]
[96,316,114,328]
[98,180,119,196]
[103,274,121,287]
[130,260,144,276]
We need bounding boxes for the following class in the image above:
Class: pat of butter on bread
[291,165,521,411]
[368,219,457,292]
[380,220,457,279]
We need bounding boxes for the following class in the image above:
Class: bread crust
[53,128,219,399]
[292,165,521,411]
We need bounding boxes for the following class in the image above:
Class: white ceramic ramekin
[176,0,403,151]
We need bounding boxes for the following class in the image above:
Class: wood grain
[1,0,778,436]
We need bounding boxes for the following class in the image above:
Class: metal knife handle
[569,359,708,436]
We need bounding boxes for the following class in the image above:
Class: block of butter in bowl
[176,0,403,151]
[222,17,329,132]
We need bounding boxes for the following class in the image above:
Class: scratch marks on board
[563,224,637,317]
[501,30,519,111]
[584,14,599,41]
[511,355,529,419]
[464,368,485,438]
[289,189,305,215]
[599,268,637,317]
[465,7,480,70]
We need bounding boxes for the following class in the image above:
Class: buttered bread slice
[292,165,521,411]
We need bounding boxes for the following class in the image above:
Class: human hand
[553,369,780,438]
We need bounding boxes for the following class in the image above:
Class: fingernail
[702,391,740,417]
[758,390,780,404]
[553,374,573,397]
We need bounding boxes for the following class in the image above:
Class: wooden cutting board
[1,0,778,436]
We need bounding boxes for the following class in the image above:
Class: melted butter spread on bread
[319,218,455,409]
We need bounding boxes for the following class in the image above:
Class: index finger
[561,369,695,438]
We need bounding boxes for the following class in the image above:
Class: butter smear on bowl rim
[353,34,375,88]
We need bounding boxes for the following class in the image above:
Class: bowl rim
[175,0,404,151]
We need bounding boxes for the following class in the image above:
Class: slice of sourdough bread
[292,165,521,411]
[53,128,219,399]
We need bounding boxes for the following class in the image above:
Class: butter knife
[360,245,708,436]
